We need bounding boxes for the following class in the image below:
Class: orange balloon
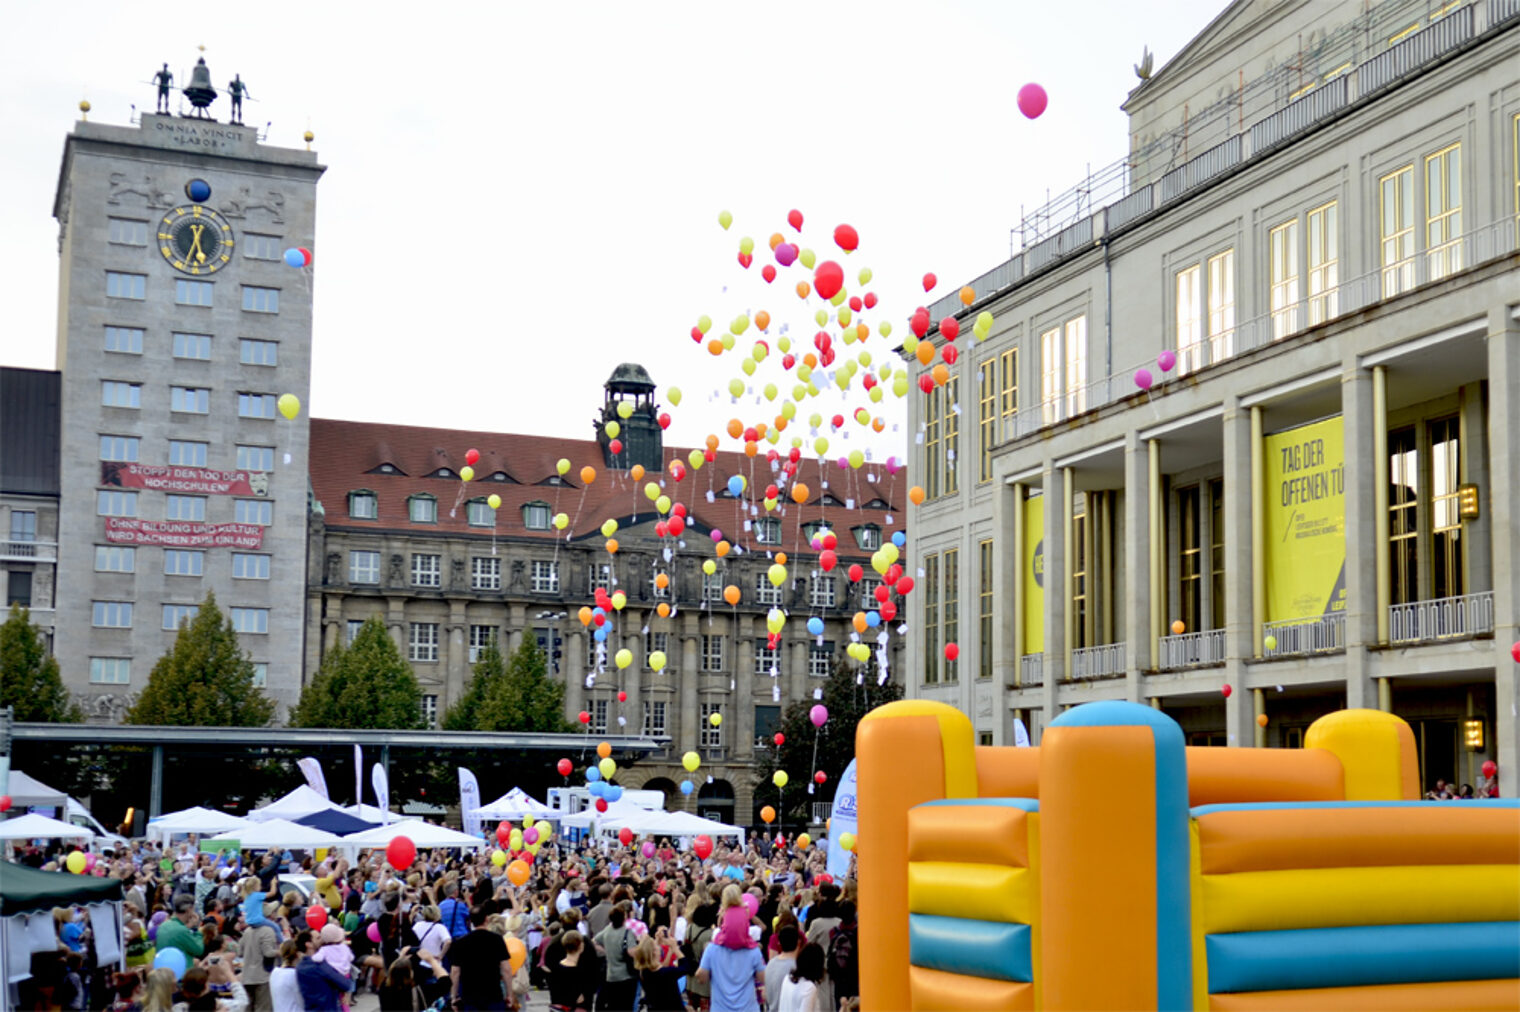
[754,422,768,438]
[803,353,819,369]
[630,464,645,481]
[1171,619,1186,635]
[872,417,885,433]
[773,416,788,431]
[755,310,771,331]
[716,540,731,557]
[581,466,597,485]
[606,538,619,554]
[760,806,776,824]
[705,434,720,451]
[959,286,975,306]
[744,441,759,457]
[909,485,925,505]
[578,606,593,626]
[915,341,935,366]
[1256,713,1269,728]
[657,602,671,618]
[931,363,949,386]
[654,572,670,590]
[723,585,741,606]
[775,553,787,566]
[597,741,612,759]
[791,483,809,504]
[856,322,870,341]
[796,281,811,299]
[727,418,744,439]
[707,339,725,356]
[768,232,784,251]
[852,612,868,633]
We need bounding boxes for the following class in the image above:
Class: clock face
[158,205,234,275]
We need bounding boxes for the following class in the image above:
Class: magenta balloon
[1134,368,1154,390]
[775,243,798,267]
[1017,83,1048,119]
[1157,349,1177,373]
[710,528,723,543]
[742,893,760,917]
[810,704,828,727]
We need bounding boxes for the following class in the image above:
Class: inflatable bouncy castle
[855,699,1518,1011]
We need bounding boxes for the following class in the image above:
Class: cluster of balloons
[282,246,313,268]
[1135,349,1179,391]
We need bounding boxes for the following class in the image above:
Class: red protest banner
[99,462,270,497]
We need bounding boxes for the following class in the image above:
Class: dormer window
[755,518,782,545]
[408,494,437,524]
[864,498,890,509]
[818,493,844,507]
[490,472,511,482]
[854,525,882,550]
[427,467,454,479]
[348,491,378,520]
[466,499,495,527]
[380,464,396,474]
[523,501,551,531]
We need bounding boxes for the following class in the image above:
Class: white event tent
[471,787,559,821]
[343,821,485,849]
[3,772,68,813]
[247,785,400,824]
[0,813,93,841]
[146,806,249,840]
[210,817,344,850]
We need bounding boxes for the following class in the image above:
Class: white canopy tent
[343,821,486,849]
[0,813,93,841]
[247,786,400,825]
[558,798,652,830]
[471,787,559,821]
[146,806,250,840]
[2,772,68,813]
[209,818,344,850]
[643,809,745,842]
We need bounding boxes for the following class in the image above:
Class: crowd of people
[10,826,859,1012]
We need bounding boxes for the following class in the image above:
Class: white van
[67,798,130,851]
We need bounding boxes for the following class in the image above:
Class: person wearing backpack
[682,905,717,1011]
[592,905,639,1012]
[825,902,858,1007]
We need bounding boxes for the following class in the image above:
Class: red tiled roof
[309,418,904,560]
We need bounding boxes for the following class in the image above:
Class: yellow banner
[1263,416,1346,621]
[1023,496,1044,653]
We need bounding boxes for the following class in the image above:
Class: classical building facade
[906,0,1519,789]
[49,102,325,720]
[307,365,906,823]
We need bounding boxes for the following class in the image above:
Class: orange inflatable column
[856,701,977,1012]
[1040,701,1191,1011]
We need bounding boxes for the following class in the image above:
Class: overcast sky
[0,1,1223,456]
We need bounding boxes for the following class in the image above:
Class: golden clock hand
[189,224,207,263]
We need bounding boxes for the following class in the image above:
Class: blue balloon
[594,627,608,642]
[593,607,607,618]
[680,780,694,795]
[891,531,906,547]
[587,780,605,796]
[153,947,188,980]
[806,617,824,636]
[586,766,602,782]
[727,475,745,497]
[866,611,881,627]
[605,785,624,802]
[283,247,305,268]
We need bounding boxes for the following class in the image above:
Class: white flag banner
[458,768,482,839]
[825,758,858,880]
[296,757,329,800]
[371,763,390,816]
[353,745,363,810]
[1012,717,1031,748]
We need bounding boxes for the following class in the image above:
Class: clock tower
[50,87,325,722]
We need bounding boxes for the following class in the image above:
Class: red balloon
[814,771,827,784]
[305,906,328,930]
[496,823,510,845]
[814,261,844,300]
[782,353,796,371]
[849,296,862,312]
[465,448,480,466]
[693,835,714,860]
[773,733,785,746]
[738,252,752,268]
[658,413,672,429]
[831,414,844,429]
[1482,760,1497,777]
[942,345,959,366]
[922,273,937,292]
[1221,684,1233,698]
[557,758,573,776]
[298,247,313,266]
[819,550,837,572]
[1511,641,1520,664]
[0,796,10,814]
[668,516,685,536]
[910,309,930,338]
[595,798,608,813]
[919,376,935,394]
[895,576,915,595]
[822,532,837,550]
[386,836,416,870]
[618,827,634,846]
[704,448,716,462]
[944,643,959,661]
[672,502,688,518]
[787,209,804,231]
[879,600,897,622]
[833,224,859,252]
[847,564,863,583]
[691,327,704,343]
[762,264,777,283]
[670,463,686,481]
[609,438,623,455]
[618,691,627,702]
[940,318,960,342]
[885,564,902,584]
[863,292,878,309]
[788,448,802,464]
[874,584,890,603]
[578,711,591,724]
[1017,82,1048,119]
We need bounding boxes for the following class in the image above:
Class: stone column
[622,628,642,735]
[1486,307,1519,785]
[680,615,700,763]
[789,638,810,705]
[1221,397,1255,748]
[507,603,526,653]
[735,614,757,757]
[1041,462,1064,728]
[563,629,586,719]
[1341,362,1377,709]
[1123,433,1150,701]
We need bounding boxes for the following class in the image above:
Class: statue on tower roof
[182,56,218,119]
[227,73,250,124]
[152,63,174,114]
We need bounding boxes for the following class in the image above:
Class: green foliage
[288,616,425,730]
[753,656,903,825]
[0,604,83,722]
[125,592,275,727]
[445,636,573,733]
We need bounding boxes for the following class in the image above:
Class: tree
[0,604,83,722]
[446,637,573,733]
[126,592,274,727]
[289,616,425,730]
[753,656,903,826]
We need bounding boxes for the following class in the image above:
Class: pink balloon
[1134,368,1154,390]
[367,922,381,943]
[1017,83,1048,119]
[741,893,760,917]
[775,243,797,267]
[1157,349,1177,373]
[710,529,723,543]
[810,704,828,727]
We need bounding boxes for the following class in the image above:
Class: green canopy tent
[1,863,124,1011]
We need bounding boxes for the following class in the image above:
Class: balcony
[1158,629,1227,671]
[1018,653,1044,688]
[0,540,56,563]
[1070,642,1127,681]
[1389,591,1494,646]
[1263,614,1346,658]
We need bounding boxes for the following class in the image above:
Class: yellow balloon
[858,267,873,285]
[553,512,569,529]
[799,248,816,269]
[708,712,723,727]
[840,831,857,851]
[487,494,501,509]
[66,851,86,874]
[605,420,621,439]
[491,849,507,867]
[879,321,893,338]
[739,236,755,256]
[682,751,701,772]
[617,401,634,419]
[767,608,786,634]
[697,317,712,335]
[763,383,778,401]
[645,482,661,501]
[702,559,717,576]
[649,650,667,671]
[556,458,571,476]
[768,563,787,587]
[668,387,683,406]
[601,518,618,537]
[276,393,300,420]
[688,449,705,469]
[599,757,617,779]
[615,648,632,669]
[732,314,750,335]
[718,210,733,230]
[656,495,671,514]
[772,770,789,788]
[728,378,745,398]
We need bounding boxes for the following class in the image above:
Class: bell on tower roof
[183,56,218,119]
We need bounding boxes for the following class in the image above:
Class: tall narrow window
[1209,479,1225,630]
[942,376,959,496]
[1175,264,1203,375]
[999,348,1018,441]
[923,553,940,684]
[1306,202,1339,324]
[923,382,941,500]
[943,548,959,682]
[1071,493,1088,650]
[1429,417,1462,600]
[978,539,994,680]
[1389,428,1418,606]
[1425,143,1462,281]
[1207,249,1235,363]
[1040,326,1060,424]
[1063,316,1087,418]
[1269,219,1300,338]
[1380,166,1415,296]
[978,357,997,482]
[1178,486,1201,635]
